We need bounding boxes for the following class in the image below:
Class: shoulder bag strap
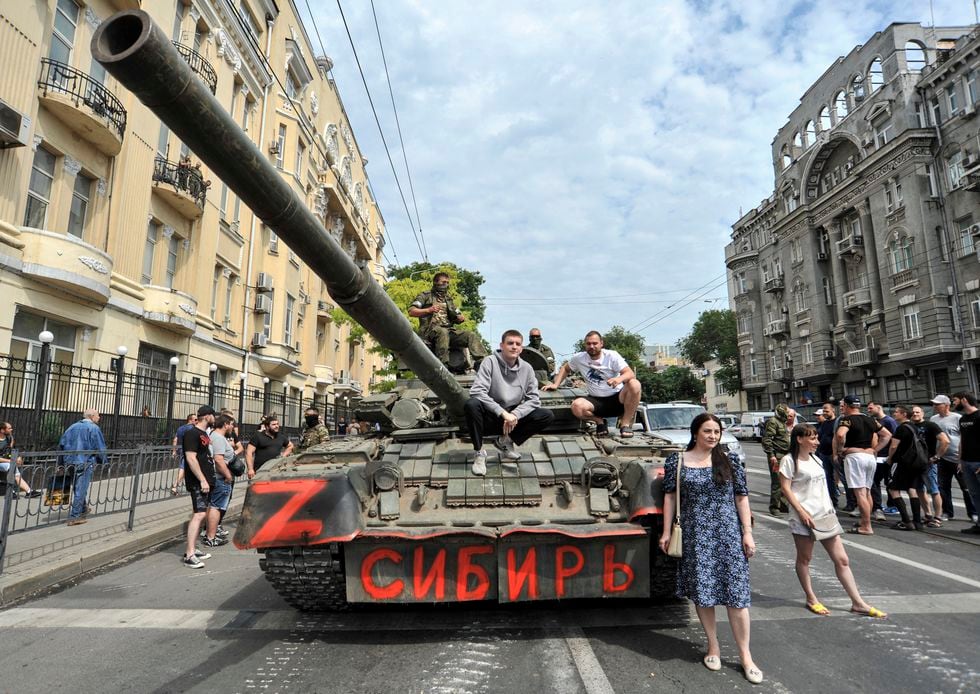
[674,452,683,524]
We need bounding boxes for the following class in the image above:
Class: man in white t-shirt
[542,330,641,437]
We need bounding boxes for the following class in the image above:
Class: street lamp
[110,345,128,446]
[33,331,55,426]
[166,356,180,425]
[238,371,247,424]
[262,376,270,416]
[208,363,218,408]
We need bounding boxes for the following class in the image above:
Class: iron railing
[152,157,208,209]
[172,41,218,95]
[37,58,127,139]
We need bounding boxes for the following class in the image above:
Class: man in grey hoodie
[465,330,555,475]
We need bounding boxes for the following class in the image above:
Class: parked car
[736,411,774,441]
[634,402,746,464]
[715,414,739,430]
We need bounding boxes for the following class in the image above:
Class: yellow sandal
[807,602,831,616]
[850,606,887,619]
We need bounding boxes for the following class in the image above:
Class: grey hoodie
[469,350,541,419]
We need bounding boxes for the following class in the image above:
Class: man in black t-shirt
[246,415,293,479]
[954,392,980,535]
[182,405,216,569]
[911,405,949,526]
[885,406,926,529]
[835,395,889,534]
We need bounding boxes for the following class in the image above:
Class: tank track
[259,544,349,612]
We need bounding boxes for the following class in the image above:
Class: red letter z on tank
[249,479,327,545]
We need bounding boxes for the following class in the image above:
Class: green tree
[573,325,645,367]
[677,309,741,395]
[636,365,706,403]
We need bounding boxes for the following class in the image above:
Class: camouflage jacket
[297,424,330,451]
[411,290,460,333]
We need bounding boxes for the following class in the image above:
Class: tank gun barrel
[91,11,467,416]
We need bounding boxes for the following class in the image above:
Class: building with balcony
[0,0,389,426]
[726,22,980,410]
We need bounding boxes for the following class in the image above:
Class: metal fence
[0,356,345,451]
[0,446,210,572]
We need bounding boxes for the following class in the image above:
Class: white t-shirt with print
[778,453,835,524]
[568,349,628,397]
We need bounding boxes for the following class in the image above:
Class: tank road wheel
[259,544,349,612]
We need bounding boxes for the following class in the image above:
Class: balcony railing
[37,59,126,140]
[764,319,788,336]
[763,275,785,293]
[152,157,207,210]
[890,268,916,288]
[843,287,872,311]
[847,348,877,366]
[172,41,217,95]
[836,234,864,256]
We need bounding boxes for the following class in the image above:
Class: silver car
[636,403,746,464]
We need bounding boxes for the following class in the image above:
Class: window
[905,41,927,72]
[874,119,894,148]
[211,266,222,319]
[243,96,252,130]
[268,228,279,253]
[285,294,295,345]
[157,124,170,158]
[781,145,791,170]
[67,173,93,238]
[275,124,286,169]
[50,0,78,64]
[773,256,783,276]
[968,69,978,105]
[834,91,848,120]
[822,277,834,305]
[948,84,960,116]
[914,101,927,128]
[714,380,726,397]
[958,218,975,256]
[296,139,305,176]
[735,271,748,295]
[24,148,56,228]
[285,71,301,100]
[142,220,159,284]
[262,289,274,338]
[239,1,262,38]
[792,131,802,150]
[790,238,803,264]
[926,164,939,197]
[948,151,966,188]
[902,305,922,340]
[890,236,914,273]
[886,376,912,402]
[869,58,884,90]
[803,120,816,146]
[737,313,751,334]
[749,357,758,378]
[849,217,862,241]
[783,189,797,213]
[884,176,902,212]
[223,273,235,325]
[930,97,941,126]
[851,74,865,103]
[971,296,980,329]
[819,106,832,131]
[219,183,228,219]
[165,234,179,289]
[802,340,813,365]
[7,310,77,408]
[794,283,808,313]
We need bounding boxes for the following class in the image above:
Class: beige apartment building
[0,0,388,426]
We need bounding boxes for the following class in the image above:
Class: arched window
[793,131,803,149]
[890,236,914,273]
[794,282,809,313]
[781,144,792,170]
[834,91,849,120]
[851,74,865,103]
[819,106,832,131]
[804,120,816,146]
[869,58,884,90]
[906,42,926,72]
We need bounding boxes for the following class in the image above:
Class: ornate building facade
[0,0,388,424]
[727,22,980,410]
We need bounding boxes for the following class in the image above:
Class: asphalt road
[1,442,978,694]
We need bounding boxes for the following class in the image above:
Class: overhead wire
[369,0,427,261]
[331,0,429,262]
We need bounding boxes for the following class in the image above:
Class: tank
[92,11,680,609]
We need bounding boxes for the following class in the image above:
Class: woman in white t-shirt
[779,424,886,619]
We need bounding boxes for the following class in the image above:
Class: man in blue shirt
[59,409,107,526]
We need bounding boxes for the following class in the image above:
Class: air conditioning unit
[317,300,331,311]
[255,272,274,292]
[963,154,975,169]
[816,251,828,260]
[268,140,281,155]
[970,224,980,236]
[965,103,977,117]
[823,350,835,359]
[904,368,918,378]
[251,333,268,348]
[254,294,272,313]
[963,347,979,361]
[0,98,30,149]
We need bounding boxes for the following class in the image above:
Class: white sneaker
[874,510,886,522]
[471,450,487,476]
[494,436,522,461]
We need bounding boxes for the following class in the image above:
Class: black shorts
[188,487,210,513]
[585,393,625,418]
[887,462,924,492]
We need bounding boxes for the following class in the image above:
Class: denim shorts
[208,478,233,511]
[924,463,940,494]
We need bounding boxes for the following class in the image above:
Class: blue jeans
[69,459,96,519]
[961,461,980,527]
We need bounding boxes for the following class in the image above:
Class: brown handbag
[667,453,683,558]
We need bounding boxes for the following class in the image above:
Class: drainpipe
[917,86,977,393]
[240,17,276,382]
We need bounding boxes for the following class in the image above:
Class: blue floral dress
[663,451,751,608]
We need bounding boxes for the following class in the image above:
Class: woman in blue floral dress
[658,413,762,684]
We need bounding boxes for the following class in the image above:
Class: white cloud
[309,0,975,361]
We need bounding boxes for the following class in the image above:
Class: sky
[304,0,977,361]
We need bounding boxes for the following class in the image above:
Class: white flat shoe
[743,665,764,684]
[703,655,721,671]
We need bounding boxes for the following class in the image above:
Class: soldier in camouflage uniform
[297,407,331,452]
[408,272,487,370]
[528,328,556,376]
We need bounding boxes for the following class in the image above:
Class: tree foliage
[573,325,645,367]
[677,309,741,395]
[635,365,706,403]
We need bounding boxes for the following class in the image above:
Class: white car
[635,402,746,464]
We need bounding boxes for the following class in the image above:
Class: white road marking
[753,511,980,589]
[563,626,615,694]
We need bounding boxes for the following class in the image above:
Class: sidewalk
[0,491,243,605]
